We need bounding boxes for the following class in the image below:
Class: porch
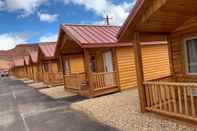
[143,76,197,122]
[64,71,118,97]
[42,72,64,86]
[37,72,43,82]
[133,32,197,123]
[61,48,120,98]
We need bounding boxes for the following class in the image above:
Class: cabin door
[102,51,114,86]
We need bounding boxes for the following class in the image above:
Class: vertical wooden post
[167,36,175,79]
[60,55,65,75]
[31,64,34,80]
[84,49,93,97]
[133,32,147,113]
[61,55,67,90]
[112,48,120,90]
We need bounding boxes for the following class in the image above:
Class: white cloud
[63,0,136,25]
[37,12,59,22]
[0,0,48,16]
[39,34,57,42]
[0,33,27,50]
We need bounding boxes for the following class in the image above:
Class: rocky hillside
[0,44,38,61]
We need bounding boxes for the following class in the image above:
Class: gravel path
[71,89,197,131]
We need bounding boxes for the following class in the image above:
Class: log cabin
[29,51,38,81]
[55,24,170,98]
[24,56,32,79]
[38,42,64,87]
[11,58,26,78]
[118,0,197,123]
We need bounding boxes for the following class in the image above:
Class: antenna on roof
[103,11,112,26]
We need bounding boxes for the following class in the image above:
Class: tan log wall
[69,55,85,74]
[116,44,170,90]
[171,18,197,82]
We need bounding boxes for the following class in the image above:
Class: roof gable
[118,0,197,42]
[39,42,57,60]
[24,56,30,65]
[13,58,24,67]
[61,24,120,47]
[29,51,38,64]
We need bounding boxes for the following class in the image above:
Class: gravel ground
[71,89,197,131]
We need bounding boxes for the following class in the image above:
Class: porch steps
[92,87,120,97]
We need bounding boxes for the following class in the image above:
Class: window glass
[64,57,70,74]
[186,38,197,73]
[103,51,113,72]
[43,63,49,72]
[90,56,96,72]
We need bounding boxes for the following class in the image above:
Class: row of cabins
[10,0,197,124]
[10,25,170,97]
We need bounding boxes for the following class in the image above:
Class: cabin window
[103,51,113,72]
[64,57,70,74]
[185,38,197,74]
[57,60,62,72]
[43,63,49,72]
[90,56,96,72]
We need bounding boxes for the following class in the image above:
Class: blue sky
[0,0,135,50]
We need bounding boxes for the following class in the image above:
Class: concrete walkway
[0,77,118,131]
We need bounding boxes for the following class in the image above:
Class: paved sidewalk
[0,77,118,131]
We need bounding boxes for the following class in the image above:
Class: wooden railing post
[84,49,93,97]
[112,48,120,89]
[60,55,68,90]
[133,32,147,113]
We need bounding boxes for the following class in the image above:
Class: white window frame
[184,36,197,75]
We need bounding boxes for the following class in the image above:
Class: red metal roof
[29,51,38,64]
[55,24,168,56]
[39,42,56,59]
[61,24,131,48]
[13,58,24,67]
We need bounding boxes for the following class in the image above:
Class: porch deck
[144,76,197,123]
[42,72,64,86]
[64,72,119,97]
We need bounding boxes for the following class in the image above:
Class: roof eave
[118,0,147,41]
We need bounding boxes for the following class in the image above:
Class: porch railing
[90,72,117,90]
[43,72,50,84]
[64,73,86,90]
[144,81,197,122]
[48,72,64,84]
[37,72,43,81]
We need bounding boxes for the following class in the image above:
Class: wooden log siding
[69,55,85,73]
[32,64,37,81]
[14,67,25,78]
[116,44,170,90]
[170,20,197,82]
